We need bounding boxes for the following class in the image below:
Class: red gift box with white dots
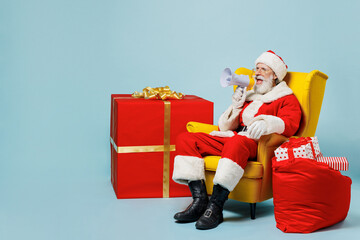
[275,137,321,161]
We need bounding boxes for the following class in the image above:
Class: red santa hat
[255,50,288,81]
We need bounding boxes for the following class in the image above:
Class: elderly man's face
[254,63,276,94]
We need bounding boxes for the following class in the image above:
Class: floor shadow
[315,220,346,232]
[174,220,197,224]
[223,199,274,220]
[315,212,359,232]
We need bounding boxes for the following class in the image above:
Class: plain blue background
[1,0,360,239]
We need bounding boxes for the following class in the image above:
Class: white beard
[254,75,274,94]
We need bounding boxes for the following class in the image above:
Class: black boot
[195,184,230,230]
[174,180,209,222]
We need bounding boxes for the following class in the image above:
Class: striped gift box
[316,153,349,171]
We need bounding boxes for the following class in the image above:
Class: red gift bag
[272,139,352,233]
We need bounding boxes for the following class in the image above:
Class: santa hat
[255,50,288,81]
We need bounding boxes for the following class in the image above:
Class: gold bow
[132,86,185,100]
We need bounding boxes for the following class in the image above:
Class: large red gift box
[110,94,213,198]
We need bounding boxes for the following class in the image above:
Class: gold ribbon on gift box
[132,86,185,100]
[112,87,184,198]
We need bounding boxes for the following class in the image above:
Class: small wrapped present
[274,137,348,171]
[316,153,349,171]
[275,137,321,161]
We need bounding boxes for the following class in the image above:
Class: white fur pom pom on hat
[255,50,288,81]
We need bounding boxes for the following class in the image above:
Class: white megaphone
[220,68,254,88]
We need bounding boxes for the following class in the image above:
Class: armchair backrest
[234,68,328,137]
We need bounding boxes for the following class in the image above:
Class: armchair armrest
[186,121,219,134]
[257,133,288,165]
[257,133,288,200]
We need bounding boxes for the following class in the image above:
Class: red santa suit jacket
[172,81,302,190]
[218,81,301,139]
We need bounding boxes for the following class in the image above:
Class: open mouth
[256,79,263,85]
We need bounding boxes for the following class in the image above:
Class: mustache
[255,75,265,81]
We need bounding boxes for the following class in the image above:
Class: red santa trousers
[172,132,257,191]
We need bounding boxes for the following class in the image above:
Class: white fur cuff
[218,105,241,131]
[213,158,244,191]
[172,155,205,185]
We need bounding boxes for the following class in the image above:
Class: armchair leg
[250,203,256,220]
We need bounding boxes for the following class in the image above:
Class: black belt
[239,125,247,132]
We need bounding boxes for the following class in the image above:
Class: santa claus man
[172,50,302,230]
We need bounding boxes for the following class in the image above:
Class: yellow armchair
[186,67,328,219]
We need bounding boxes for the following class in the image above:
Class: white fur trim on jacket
[213,158,244,191]
[241,100,263,127]
[172,155,205,185]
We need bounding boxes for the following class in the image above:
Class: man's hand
[232,86,247,109]
[247,120,267,139]
[209,130,235,138]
